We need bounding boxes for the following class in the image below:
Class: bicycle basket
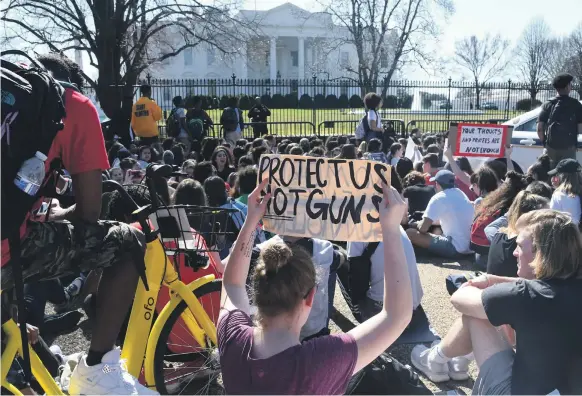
[149,204,238,256]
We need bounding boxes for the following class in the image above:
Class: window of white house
[184,48,193,66]
[207,47,215,66]
[291,51,298,67]
[340,52,349,67]
[265,52,269,67]
[380,48,388,68]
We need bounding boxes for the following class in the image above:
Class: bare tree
[318,0,454,97]
[453,34,510,108]
[545,37,571,79]
[1,0,254,140]
[544,24,582,98]
[515,18,552,101]
[565,23,582,97]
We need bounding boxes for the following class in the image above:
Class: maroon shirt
[218,309,358,394]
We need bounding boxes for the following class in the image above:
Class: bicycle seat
[146,164,173,179]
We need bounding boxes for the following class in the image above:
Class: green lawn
[161,108,521,138]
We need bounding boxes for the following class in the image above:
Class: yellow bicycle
[1,164,232,394]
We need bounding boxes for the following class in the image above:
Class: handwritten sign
[258,155,391,242]
[453,123,509,158]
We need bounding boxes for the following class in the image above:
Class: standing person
[186,96,214,139]
[248,96,271,138]
[548,158,582,226]
[537,73,582,167]
[364,93,384,142]
[169,96,191,154]
[221,97,245,146]
[131,84,162,146]
[218,181,413,394]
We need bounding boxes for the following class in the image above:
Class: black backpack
[221,107,239,132]
[1,50,67,384]
[337,242,379,322]
[165,108,181,137]
[346,351,432,395]
[545,98,579,149]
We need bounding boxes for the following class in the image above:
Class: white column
[240,43,248,79]
[298,36,305,80]
[270,37,277,81]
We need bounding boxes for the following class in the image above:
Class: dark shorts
[137,136,159,146]
[1,220,145,291]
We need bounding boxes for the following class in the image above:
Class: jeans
[24,279,68,327]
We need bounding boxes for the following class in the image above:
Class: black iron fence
[87,77,581,137]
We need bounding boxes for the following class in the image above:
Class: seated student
[363,138,389,163]
[411,209,582,395]
[484,181,553,242]
[444,147,497,202]
[527,154,552,184]
[486,191,548,277]
[468,167,498,207]
[406,170,474,258]
[402,171,436,218]
[252,234,347,341]
[422,153,440,186]
[235,166,257,205]
[218,181,413,394]
[347,226,423,321]
[471,172,530,269]
[548,158,582,226]
[387,143,404,167]
[396,156,414,181]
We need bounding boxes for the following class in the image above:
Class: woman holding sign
[218,179,413,394]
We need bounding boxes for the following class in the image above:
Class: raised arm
[505,145,514,173]
[444,147,471,187]
[221,179,270,314]
[348,184,413,373]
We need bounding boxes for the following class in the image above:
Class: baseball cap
[552,73,574,89]
[429,170,456,186]
[547,159,582,176]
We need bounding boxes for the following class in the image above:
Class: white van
[504,102,582,171]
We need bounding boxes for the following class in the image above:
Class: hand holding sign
[246,178,271,226]
[379,183,407,232]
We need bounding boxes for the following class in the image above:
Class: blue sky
[246,0,581,78]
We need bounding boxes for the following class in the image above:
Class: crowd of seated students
[14,119,581,395]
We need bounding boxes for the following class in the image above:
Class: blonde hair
[516,209,582,280]
[500,191,549,236]
[253,242,316,322]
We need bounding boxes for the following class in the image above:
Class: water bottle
[14,151,47,196]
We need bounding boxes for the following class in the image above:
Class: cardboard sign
[449,123,512,158]
[258,154,391,242]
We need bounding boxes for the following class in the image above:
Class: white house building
[146,3,395,81]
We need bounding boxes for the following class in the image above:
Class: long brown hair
[478,171,529,219]
[516,209,582,280]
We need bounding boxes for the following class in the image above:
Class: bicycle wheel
[152,279,223,395]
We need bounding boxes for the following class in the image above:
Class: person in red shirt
[0,54,155,395]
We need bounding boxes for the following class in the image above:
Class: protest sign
[449,123,512,158]
[404,136,423,163]
[258,154,391,242]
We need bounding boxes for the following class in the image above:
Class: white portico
[147,3,363,81]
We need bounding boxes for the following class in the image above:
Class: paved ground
[48,254,480,395]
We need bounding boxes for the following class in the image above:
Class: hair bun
[261,243,292,275]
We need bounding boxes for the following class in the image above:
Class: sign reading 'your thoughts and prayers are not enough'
[258,155,391,242]
[453,123,510,158]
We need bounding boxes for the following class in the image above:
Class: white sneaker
[69,348,158,395]
[448,356,471,381]
[411,344,450,383]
